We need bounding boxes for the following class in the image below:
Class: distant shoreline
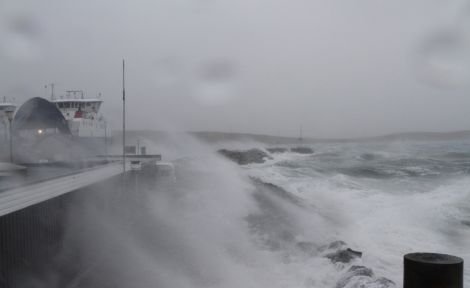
[113,130,470,145]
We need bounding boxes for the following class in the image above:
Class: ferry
[0,99,16,140]
[52,90,109,138]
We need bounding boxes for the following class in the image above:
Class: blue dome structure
[13,97,71,135]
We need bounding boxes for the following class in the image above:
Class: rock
[218,148,272,165]
[325,248,362,264]
[336,266,396,288]
[267,147,288,153]
[336,266,374,288]
[290,147,314,154]
[370,277,396,288]
[348,265,374,277]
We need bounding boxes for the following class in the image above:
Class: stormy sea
[229,139,470,288]
[49,134,470,288]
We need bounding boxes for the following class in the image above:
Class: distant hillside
[113,130,304,145]
[190,131,302,144]
[368,130,470,142]
[112,130,470,145]
[191,130,470,143]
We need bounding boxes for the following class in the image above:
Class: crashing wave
[336,266,395,288]
[318,241,396,288]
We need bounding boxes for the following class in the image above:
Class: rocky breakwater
[290,146,314,154]
[266,147,288,154]
[296,240,396,288]
[321,241,396,288]
[218,148,272,165]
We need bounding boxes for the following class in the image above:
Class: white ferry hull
[67,119,109,138]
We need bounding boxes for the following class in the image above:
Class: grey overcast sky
[1,0,470,138]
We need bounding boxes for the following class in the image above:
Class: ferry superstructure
[52,90,108,138]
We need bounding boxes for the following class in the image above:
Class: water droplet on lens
[8,14,39,37]
[418,28,470,88]
[193,59,237,106]
[2,14,41,62]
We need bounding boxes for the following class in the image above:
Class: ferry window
[64,103,70,108]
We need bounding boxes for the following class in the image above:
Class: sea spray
[50,134,326,287]
[39,135,470,288]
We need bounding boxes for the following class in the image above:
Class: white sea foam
[244,140,470,287]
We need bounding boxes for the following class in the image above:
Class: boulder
[336,266,374,288]
[325,248,362,264]
[336,266,396,288]
[370,277,396,288]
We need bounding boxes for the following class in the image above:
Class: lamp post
[104,120,108,157]
[5,107,14,163]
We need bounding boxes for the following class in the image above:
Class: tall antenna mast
[47,83,55,100]
[122,59,126,173]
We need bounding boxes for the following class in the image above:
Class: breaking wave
[244,139,470,287]
[53,136,470,287]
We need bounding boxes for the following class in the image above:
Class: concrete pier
[0,162,143,287]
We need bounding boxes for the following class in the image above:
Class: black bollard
[404,252,463,288]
